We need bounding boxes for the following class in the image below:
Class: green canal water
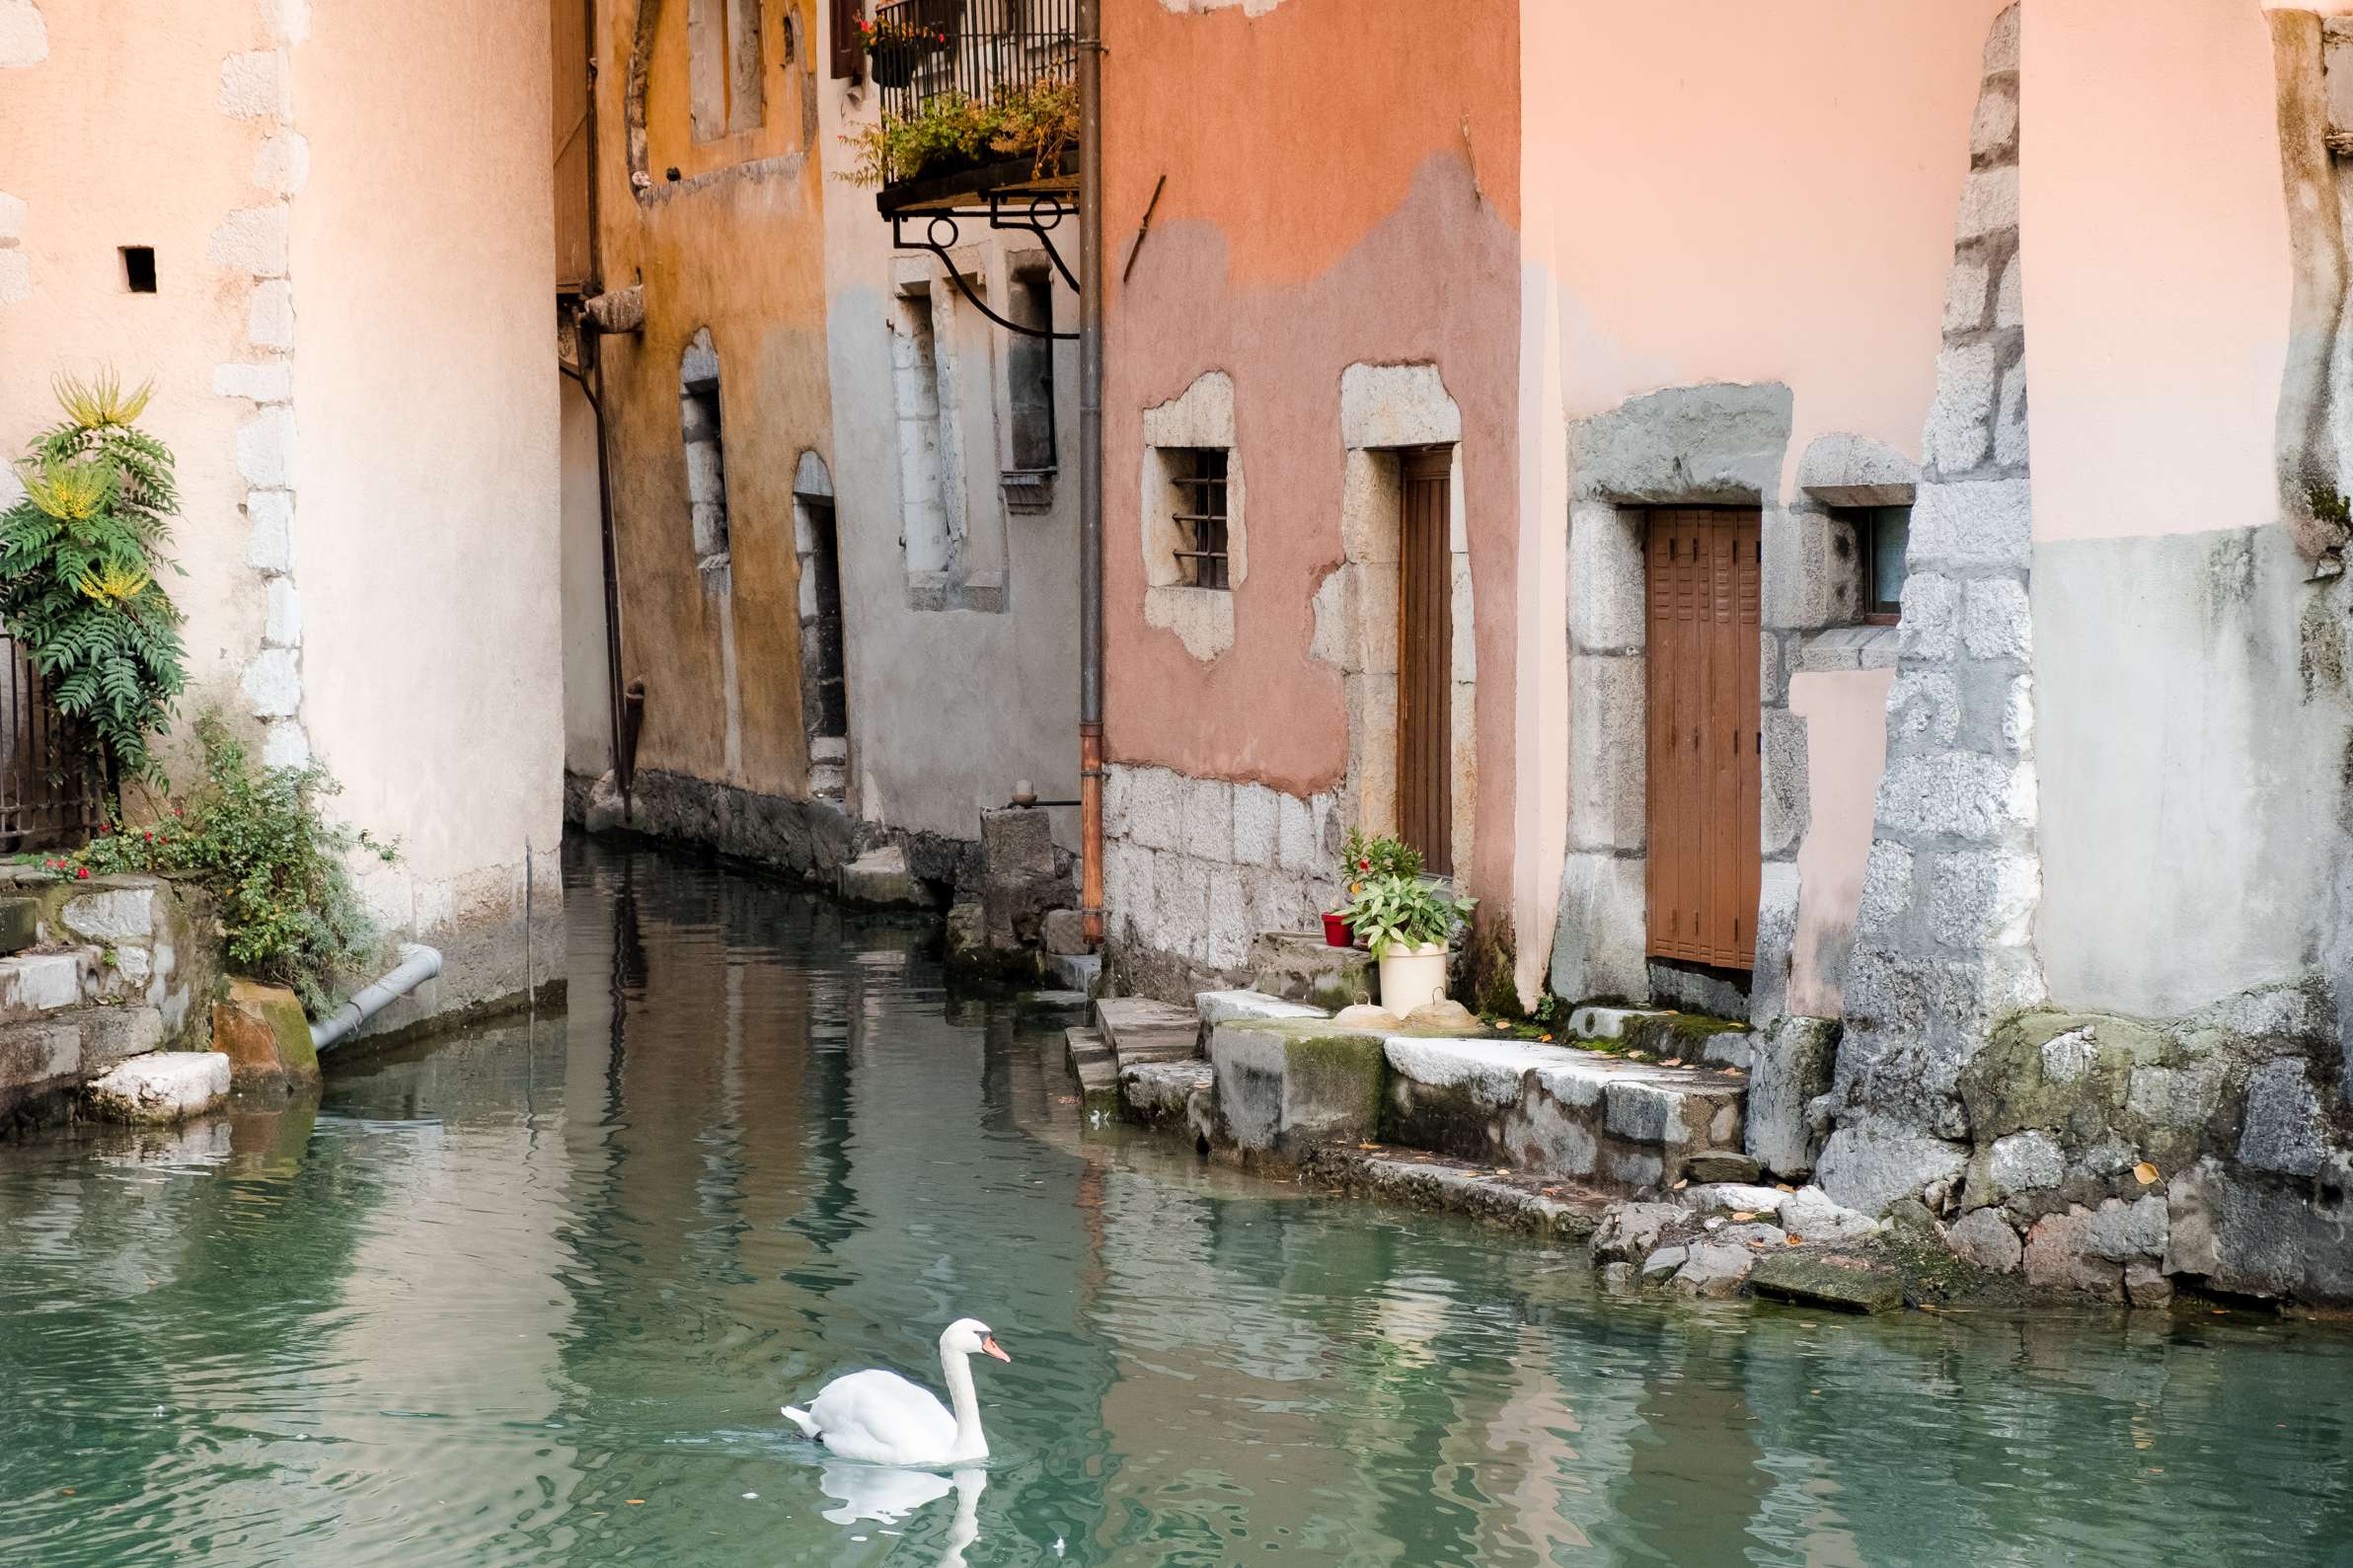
[5,842,2352,1567]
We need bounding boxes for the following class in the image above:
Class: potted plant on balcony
[1338,870,1474,1015]
[857,15,947,89]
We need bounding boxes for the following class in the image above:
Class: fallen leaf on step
[1661,1058,1683,1068]
[1358,1142,1383,1151]
[1731,1210,1756,1221]
[1672,1178,1689,1190]
[1493,1168,1512,1176]
[1775,1183,1795,1192]
[1785,1234,1803,1245]
[2133,1161,2160,1185]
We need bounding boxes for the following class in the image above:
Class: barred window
[1170,448,1230,590]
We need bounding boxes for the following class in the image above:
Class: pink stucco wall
[1515,0,2003,1002]
[2021,0,2295,544]
[1787,668,1894,1015]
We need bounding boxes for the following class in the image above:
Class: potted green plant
[1338,871,1474,1015]
[856,15,946,89]
[1326,828,1421,945]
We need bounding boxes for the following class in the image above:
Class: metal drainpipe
[1077,0,1106,946]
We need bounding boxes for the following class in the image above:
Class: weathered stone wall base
[1818,975,2353,1307]
[1101,761,1345,1001]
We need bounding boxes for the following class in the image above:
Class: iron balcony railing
[0,635,103,853]
[871,0,1075,127]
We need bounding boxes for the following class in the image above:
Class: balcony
[865,0,1077,216]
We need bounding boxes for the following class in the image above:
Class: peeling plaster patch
[216,30,307,756]
[219,51,287,118]
[208,206,290,276]
[262,0,311,45]
[0,0,46,68]
[253,131,310,196]
[0,249,27,305]
[1141,370,1242,660]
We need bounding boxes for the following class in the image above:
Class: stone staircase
[1062,986,1758,1195]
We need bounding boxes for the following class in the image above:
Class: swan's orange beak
[982,1335,1011,1362]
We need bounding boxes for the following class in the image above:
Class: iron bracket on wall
[890,189,1079,340]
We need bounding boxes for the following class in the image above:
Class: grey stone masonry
[1102,762,1343,996]
[1823,4,2045,1162]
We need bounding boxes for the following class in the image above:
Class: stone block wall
[0,871,220,1130]
[1821,6,2045,1150]
[1101,762,1345,999]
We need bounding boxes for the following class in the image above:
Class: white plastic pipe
[312,943,443,1052]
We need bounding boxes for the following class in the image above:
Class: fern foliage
[0,372,188,783]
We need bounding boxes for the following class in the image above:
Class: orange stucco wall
[1101,0,1524,913]
[589,0,832,797]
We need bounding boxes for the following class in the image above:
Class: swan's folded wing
[803,1369,957,1461]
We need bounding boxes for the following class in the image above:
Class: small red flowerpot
[1322,912,1351,947]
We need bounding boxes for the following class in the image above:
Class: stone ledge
[1798,624,1902,672]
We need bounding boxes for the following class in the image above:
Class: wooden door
[1645,507,1760,968]
[1398,448,1454,875]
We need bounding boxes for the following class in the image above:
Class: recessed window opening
[689,0,766,143]
[893,290,953,573]
[1007,271,1056,474]
[1171,448,1230,589]
[680,328,730,568]
[120,247,156,293]
[1854,504,1911,623]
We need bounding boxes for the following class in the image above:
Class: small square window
[120,247,157,293]
[1856,504,1910,623]
[1170,448,1229,590]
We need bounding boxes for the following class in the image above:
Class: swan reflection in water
[819,1464,986,1566]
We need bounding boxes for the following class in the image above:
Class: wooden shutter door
[1398,448,1454,875]
[1644,507,1760,968]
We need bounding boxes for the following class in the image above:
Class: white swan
[783,1318,1010,1466]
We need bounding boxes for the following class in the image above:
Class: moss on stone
[1619,1011,1748,1061]
[1958,1010,2163,1142]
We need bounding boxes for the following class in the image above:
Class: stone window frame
[679,326,732,588]
[1311,363,1477,881]
[1140,370,1246,660]
[888,255,1010,614]
[625,0,813,202]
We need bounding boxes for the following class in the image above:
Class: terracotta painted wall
[589,0,832,799]
[1516,0,2004,1005]
[1101,0,1523,912]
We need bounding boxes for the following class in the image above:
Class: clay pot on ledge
[1321,911,1352,947]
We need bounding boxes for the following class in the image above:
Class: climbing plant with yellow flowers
[0,372,188,784]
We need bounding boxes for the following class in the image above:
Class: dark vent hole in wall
[120,247,156,293]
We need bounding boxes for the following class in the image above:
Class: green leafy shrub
[0,372,188,784]
[838,77,1078,187]
[1341,826,1423,884]
[70,716,396,1015]
[1339,872,1475,958]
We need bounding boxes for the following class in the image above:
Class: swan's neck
[941,1346,986,1459]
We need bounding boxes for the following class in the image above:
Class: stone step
[1385,1034,1747,1190]
[1063,1026,1119,1117]
[1093,997,1201,1068]
[1044,951,1101,995]
[1119,1058,1213,1131]
[1200,1009,1749,1191]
